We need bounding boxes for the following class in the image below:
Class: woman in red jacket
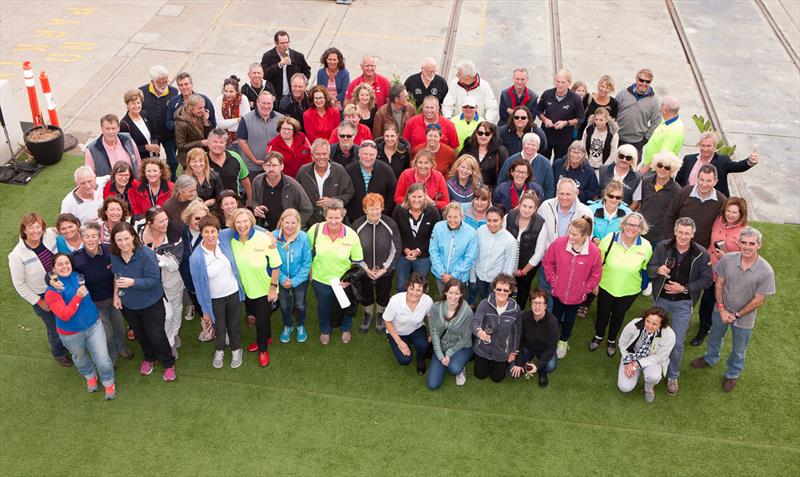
[302,85,340,143]
[542,215,602,359]
[395,149,449,210]
[103,161,139,213]
[128,158,174,217]
[267,116,311,178]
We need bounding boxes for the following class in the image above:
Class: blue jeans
[162,136,178,181]
[58,320,115,386]
[703,309,753,379]
[96,298,128,362]
[468,279,491,306]
[427,347,473,390]
[552,297,580,342]
[312,281,352,333]
[653,297,694,379]
[32,301,68,359]
[538,268,554,311]
[395,256,431,292]
[387,326,429,366]
[279,281,308,327]
[509,347,558,376]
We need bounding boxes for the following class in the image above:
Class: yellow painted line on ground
[0,72,16,80]
[478,0,488,47]
[0,61,23,66]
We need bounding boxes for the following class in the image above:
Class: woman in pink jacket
[543,215,602,359]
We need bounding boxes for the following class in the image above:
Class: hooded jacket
[542,236,602,305]
[429,220,478,283]
[472,293,521,361]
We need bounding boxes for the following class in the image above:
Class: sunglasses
[462,105,476,109]
[338,133,354,139]
[606,194,623,200]
[618,154,634,161]
[656,162,672,171]
[513,115,528,120]
[476,130,491,137]
[637,77,652,84]
[494,288,510,293]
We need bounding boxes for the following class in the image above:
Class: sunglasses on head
[637,77,652,84]
[618,154,634,161]
[656,162,671,170]
[426,123,442,131]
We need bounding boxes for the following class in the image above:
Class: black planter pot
[24,125,64,166]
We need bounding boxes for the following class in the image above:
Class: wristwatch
[733,311,741,320]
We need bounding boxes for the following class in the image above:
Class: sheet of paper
[330,278,351,309]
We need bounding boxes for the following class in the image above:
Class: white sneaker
[212,350,224,369]
[556,340,569,359]
[455,370,467,386]
[184,304,195,320]
[642,283,652,297]
[230,349,243,369]
[174,335,182,349]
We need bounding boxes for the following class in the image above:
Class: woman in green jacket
[426,278,474,390]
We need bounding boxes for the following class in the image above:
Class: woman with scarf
[214,75,250,148]
[617,307,676,403]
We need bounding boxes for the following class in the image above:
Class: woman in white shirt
[383,273,434,375]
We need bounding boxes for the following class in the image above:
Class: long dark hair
[439,278,466,311]
[109,221,142,255]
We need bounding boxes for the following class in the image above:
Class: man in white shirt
[60,166,106,224]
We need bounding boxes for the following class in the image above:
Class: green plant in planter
[692,114,736,156]
[391,73,421,114]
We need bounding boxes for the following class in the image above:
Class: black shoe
[416,362,427,375]
[538,373,549,388]
[690,331,708,346]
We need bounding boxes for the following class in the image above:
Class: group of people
[9,31,776,403]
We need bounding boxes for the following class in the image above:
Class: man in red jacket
[402,96,459,150]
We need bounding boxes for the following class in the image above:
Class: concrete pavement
[0,0,797,222]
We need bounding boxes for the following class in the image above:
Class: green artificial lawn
[1,154,798,475]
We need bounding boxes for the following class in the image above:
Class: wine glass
[76,274,86,286]
[48,270,61,288]
[483,322,494,344]
[664,257,676,279]
[115,273,125,296]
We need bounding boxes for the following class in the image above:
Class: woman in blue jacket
[316,47,350,109]
[552,141,599,203]
[190,215,245,369]
[588,180,632,244]
[430,202,478,295]
[45,253,116,399]
[273,208,312,344]
[110,222,176,381]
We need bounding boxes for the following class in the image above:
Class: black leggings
[513,266,539,310]
[474,355,507,383]
[697,284,716,335]
[245,296,272,352]
[594,287,639,343]
[122,299,175,368]
[360,272,394,307]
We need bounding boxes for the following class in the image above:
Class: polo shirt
[210,150,249,193]
[641,115,685,166]
[309,223,363,285]
[382,292,433,336]
[598,233,653,297]
[229,229,282,299]
[689,186,719,203]
[716,252,775,329]
[260,177,284,230]
[84,139,136,173]
[60,187,104,225]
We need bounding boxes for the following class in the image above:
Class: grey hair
[698,130,719,145]
[622,212,649,236]
[149,65,168,81]
[80,222,103,236]
[555,68,572,83]
[421,57,437,68]
[674,217,696,233]
[311,138,330,152]
[522,132,541,146]
[698,163,718,179]
[512,67,529,77]
[616,143,639,167]
[172,175,196,197]
[74,165,95,182]
[556,177,579,194]
[650,151,682,177]
[248,63,263,72]
[661,96,680,114]
[739,226,762,244]
[456,60,477,77]
[323,198,346,217]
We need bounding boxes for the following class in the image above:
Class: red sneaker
[104,384,117,400]
[86,376,98,393]
[247,342,258,352]
[258,351,270,367]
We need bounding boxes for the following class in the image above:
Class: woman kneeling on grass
[383,273,434,375]
[190,215,244,369]
[427,278,474,390]
[509,289,559,388]
[472,273,521,383]
[617,307,675,403]
[45,253,116,400]
[111,222,176,381]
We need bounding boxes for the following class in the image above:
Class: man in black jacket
[675,131,758,197]
[647,217,712,397]
[261,30,311,100]
[345,141,397,220]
